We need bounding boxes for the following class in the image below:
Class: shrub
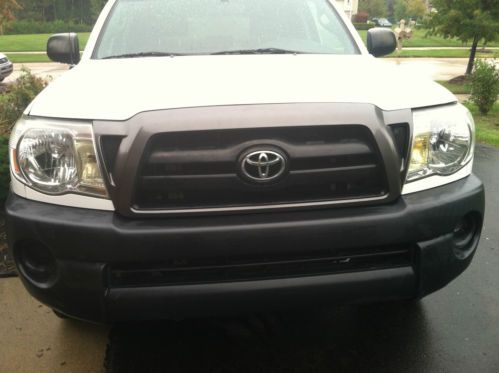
[0,68,48,135]
[0,69,48,203]
[0,137,9,202]
[354,23,375,31]
[470,59,499,115]
[353,11,369,23]
[4,20,92,35]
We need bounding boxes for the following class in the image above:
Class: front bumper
[6,175,484,323]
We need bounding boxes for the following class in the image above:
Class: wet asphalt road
[104,144,499,373]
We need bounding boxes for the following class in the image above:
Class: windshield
[94,0,359,59]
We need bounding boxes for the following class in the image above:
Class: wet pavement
[1,144,498,373]
[4,62,69,84]
[0,279,109,373]
[105,146,499,372]
[382,58,497,81]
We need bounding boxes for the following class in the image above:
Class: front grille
[388,123,410,179]
[108,245,413,288]
[132,125,388,211]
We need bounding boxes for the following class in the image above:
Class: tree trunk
[466,36,480,76]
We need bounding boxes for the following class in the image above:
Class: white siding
[335,0,359,19]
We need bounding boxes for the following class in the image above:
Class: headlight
[9,117,108,198]
[407,104,475,183]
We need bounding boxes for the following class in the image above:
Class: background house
[335,0,359,19]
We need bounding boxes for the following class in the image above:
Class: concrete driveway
[4,62,69,84]
[382,58,472,81]
[3,58,484,83]
[0,279,108,373]
[1,144,498,373]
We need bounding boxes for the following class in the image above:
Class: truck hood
[28,55,456,121]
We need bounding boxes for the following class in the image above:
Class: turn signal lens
[10,148,20,174]
[408,135,429,176]
[76,142,107,196]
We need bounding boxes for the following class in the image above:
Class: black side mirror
[366,28,397,57]
[47,33,81,65]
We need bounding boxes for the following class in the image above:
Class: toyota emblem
[240,150,287,182]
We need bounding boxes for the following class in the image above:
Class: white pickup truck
[6,0,484,323]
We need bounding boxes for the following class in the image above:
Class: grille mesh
[133,125,388,211]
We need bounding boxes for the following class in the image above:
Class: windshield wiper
[102,49,302,59]
[211,48,303,55]
[101,52,187,59]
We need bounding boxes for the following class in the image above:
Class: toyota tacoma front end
[5,0,484,323]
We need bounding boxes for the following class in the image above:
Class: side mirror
[47,33,81,65]
[366,28,397,57]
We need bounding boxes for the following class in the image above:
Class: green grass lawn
[436,81,471,95]
[0,33,90,52]
[6,53,51,63]
[0,29,498,53]
[465,103,499,147]
[357,29,499,48]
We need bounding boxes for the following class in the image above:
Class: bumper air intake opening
[15,240,58,286]
[452,212,482,260]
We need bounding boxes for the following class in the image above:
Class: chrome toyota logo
[240,150,287,182]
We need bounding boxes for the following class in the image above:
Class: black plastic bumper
[5,175,485,323]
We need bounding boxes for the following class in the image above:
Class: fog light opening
[452,213,480,260]
[16,241,58,286]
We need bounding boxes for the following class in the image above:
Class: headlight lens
[10,117,108,197]
[407,104,474,182]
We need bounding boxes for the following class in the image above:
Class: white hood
[28,55,456,121]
